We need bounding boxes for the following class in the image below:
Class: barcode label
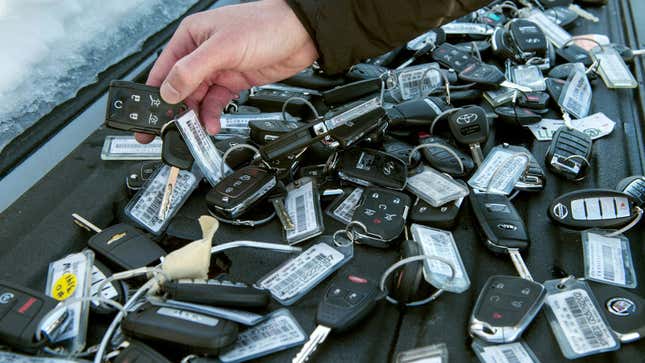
[546,289,616,354]
[332,188,364,224]
[285,180,319,241]
[258,243,344,301]
[101,136,162,160]
[560,70,591,119]
[128,165,197,233]
[90,265,118,306]
[479,342,534,363]
[469,148,528,194]
[442,22,490,35]
[219,310,306,363]
[220,113,288,130]
[527,9,572,48]
[175,110,230,185]
[408,167,468,206]
[398,68,438,100]
[325,98,380,129]
[586,233,626,285]
[416,228,462,280]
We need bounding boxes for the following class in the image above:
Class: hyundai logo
[552,203,568,219]
[497,223,517,231]
[456,113,478,125]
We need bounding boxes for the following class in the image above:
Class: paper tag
[396,64,441,101]
[0,351,89,363]
[441,22,491,35]
[175,110,231,186]
[395,343,448,363]
[332,188,364,224]
[468,147,528,194]
[285,180,321,243]
[127,165,198,234]
[526,9,572,48]
[407,167,469,207]
[592,47,638,89]
[411,224,470,293]
[546,288,617,355]
[219,309,306,363]
[90,265,118,306]
[477,342,536,363]
[258,242,346,304]
[511,65,546,91]
[220,113,293,133]
[559,70,591,119]
[101,135,162,161]
[526,113,616,141]
[582,231,636,288]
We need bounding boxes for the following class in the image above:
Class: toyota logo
[456,113,478,125]
[552,203,568,219]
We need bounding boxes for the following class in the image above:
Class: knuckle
[170,61,192,87]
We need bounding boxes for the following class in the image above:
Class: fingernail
[232,93,240,99]
[160,80,181,103]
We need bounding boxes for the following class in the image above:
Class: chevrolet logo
[107,232,127,245]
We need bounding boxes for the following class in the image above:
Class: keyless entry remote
[335,148,408,190]
[431,43,480,72]
[548,189,638,229]
[589,282,645,343]
[163,278,270,309]
[351,188,411,248]
[206,166,277,219]
[470,275,546,343]
[616,175,645,207]
[418,135,475,177]
[106,81,187,135]
[545,126,593,180]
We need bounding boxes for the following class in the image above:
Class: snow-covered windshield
[0,0,199,152]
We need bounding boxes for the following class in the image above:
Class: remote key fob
[351,188,411,248]
[469,275,546,343]
[589,282,645,343]
[469,193,530,254]
[106,81,187,135]
[335,148,408,190]
[417,135,475,177]
[494,106,542,126]
[346,63,388,81]
[114,340,172,363]
[548,189,638,229]
[163,278,270,309]
[616,175,645,207]
[249,119,303,145]
[205,166,277,219]
[431,43,480,72]
[545,126,593,180]
[409,195,464,230]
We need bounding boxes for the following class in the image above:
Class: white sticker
[545,289,616,355]
[90,265,118,306]
[258,243,345,301]
[128,165,197,233]
[479,342,535,363]
[220,113,291,131]
[396,65,441,101]
[325,97,380,129]
[107,136,162,155]
[593,47,638,88]
[219,310,306,363]
[407,167,469,207]
[559,70,591,119]
[526,9,572,48]
[285,180,319,241]
[468,148,528,194]
[585,233,626,285]
[156,307,219,327]
[511,66,545,91]
[333,188,364,224]
[526,113,616,141]
[441,22,492,35]
[175,110,231,186]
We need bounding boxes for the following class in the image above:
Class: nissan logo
[552,203,568,219]
[497,223,517,231]
[456,113,478,125]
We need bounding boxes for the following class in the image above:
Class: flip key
[335,148,408,190]
[418,135,475,177]
[458,63,532,92]
[205,166,277,219]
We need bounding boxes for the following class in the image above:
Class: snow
[0,0,199,152]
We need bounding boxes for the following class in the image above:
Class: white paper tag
[220,113,291,130]
[332,188,364,224]
[478,342,535,363]
[559,70,591,119]
[396,65,441,101]
[468,148,528,194]
[441,22,491,35]
[105,136,162,156]
[219,310,306,363]
[545,288,616,355]
[128,166,197,233]
[285,180,319,241]
[407,167,469,207]
[258,243,345,301]
[526,9,572,48]
[90,265,118,306]
[585,233,626,285]
[511,65,546,91]
[526,113,615,141]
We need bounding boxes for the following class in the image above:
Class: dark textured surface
[0,1,644,362]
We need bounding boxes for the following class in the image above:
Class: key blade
[568,4,599,22]
[72,213,102,233]
[272,199,295,231]
[499,81,532,93]
[158,167,179,220]
[292,325,331,363]
[508,248,534,281]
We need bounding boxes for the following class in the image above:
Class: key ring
[379,254,456,307]
[408,143,464,175]
[281,96,320,122]
[333,221,369,247]
[561,154,591,182]
[220,143,267,176]
[208,208,276,227]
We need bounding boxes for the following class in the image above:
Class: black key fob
[282,67,346,90]
[616,175,645,207]
[417,135,474,177]
[249,119,304,145]
[88,224,166,271]
[335,148,408,190]
[508,19,547,61]
[470,193,530,254]
[351,188,411,248]
[126,161,162,197]
[246,87,316,117]
[494,106,542,126]
[545,126,593,180]
[163,278,270,309]
[322,78,381,106]
[589,282,645,343]
[409,194,464,230]
[161,122,194,170]
[386,97,450,128]
[556,45,593,66]
[431,43,480,72]
[347,63,389,81]
[548,189,638,229]
[206,166,277,219]
[114,340,172,363]
[106,81,187,135]
[545,77,567,105]
[545,6,579,29]
[517,92,550,110]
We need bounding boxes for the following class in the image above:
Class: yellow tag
[51,272,77,301]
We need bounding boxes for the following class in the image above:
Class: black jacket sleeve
[285,0,491,74]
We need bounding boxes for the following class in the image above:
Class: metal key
[568,4,599,22]
[447,106,490,166]
[159,122,194,220]
[293,274,382,363]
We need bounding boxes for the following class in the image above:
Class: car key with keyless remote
[494,106,542,126]
[417,135,475,177]
[72,214,166,271]
[588,281,645,343]
[126,161,162,197]
[105,81,187,135]
[386,97,450,128]
[548,189,639,229]
[517,92,550,110]
[447,105,490,166]
[159,121,194,220]
[162,278,270,309]
[334,148,408,190]
[458,63,532,92]
[409,192,464,230]
[507,19,548,61]
[545,6,579,29]
[346,63,389,81]
[350,187,411,248]
[556,45,593,65]
[0,281,68,352]
[249,119,303,145]
[321,78,381,106]
[470,193,533,280]
[616,175,645,207]
[431,42,481,72]
[205,166,277,219]
[545,126,593,180]
[293,274,382,363]
[469,275,546,343]
[114,340,172,363]
[246,86,316,117]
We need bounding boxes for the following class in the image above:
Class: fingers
[146,20,198,88]
[199,85,236,135]
[135,133,156,144]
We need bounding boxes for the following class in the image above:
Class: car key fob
[417,135,475,177]
[507,19,547,61]
[589,281,645,343]
[346,63,389,81]
[546,78,567,104]
[335,148,408,190]
[246,87,316,117]
[322,78,381,106]
[121,302,238,354]
[548,63,589,80]
[548,189,639,229]
[409,194,465,230]
[126,161,162,197]
[282,67,346,90]
[616,175,645,207]
[545,126,593,180]
[556,46,593,66]
[545,6,579,29]
[517,92,550,110]
[431,43,481,72]
[351,187,411,248]
[114,340,172,363]
[163,278,270,309]
[249,119,304,145]
[386,97,450,128]
[470,193,530,254]
[494,106,542,126]
[106,81,187,135]
[88,224,166,271]
[469,275,546,343]
[206,166,277,219]
[161,122,194,171]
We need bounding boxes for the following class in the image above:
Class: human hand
[136,0,318,143]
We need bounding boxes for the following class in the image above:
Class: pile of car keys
[2,0,645,362]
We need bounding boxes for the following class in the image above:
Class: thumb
[160,36,228,104]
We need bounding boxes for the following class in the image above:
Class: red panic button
[348,275,368,284]
[492,312,503,320]
[18,298,37,314]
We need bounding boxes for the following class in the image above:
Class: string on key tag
[281,96,320,122]
[603,206,643,237]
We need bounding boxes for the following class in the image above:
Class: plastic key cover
[161,123,194,170]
